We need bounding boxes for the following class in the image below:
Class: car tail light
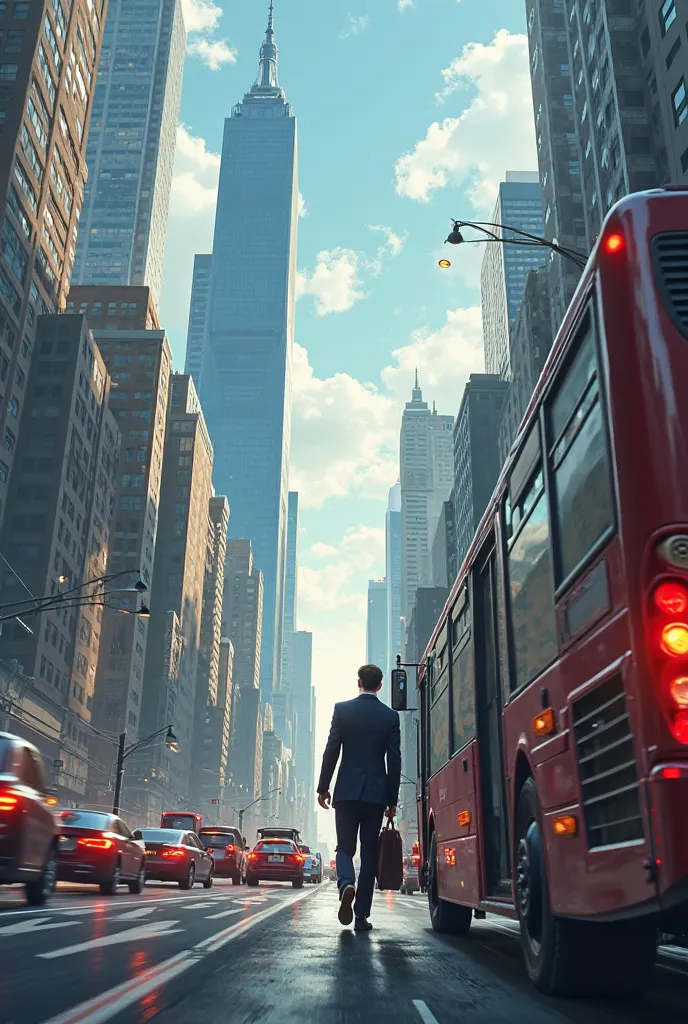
[162,848,186,859]
[292,853,304,863]
[225,844,236,854]
[77,837,115,850]
[248,852,257,860]
[0,791,18,812]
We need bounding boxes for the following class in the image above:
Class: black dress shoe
[338,885,356,925]
[354,918,373,932]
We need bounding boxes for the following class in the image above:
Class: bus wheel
[515,778,656,997]
[428,833,472,936]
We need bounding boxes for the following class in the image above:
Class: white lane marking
[0,889,230,919]
[114,907,158,921]
[204,907,244,921]
[413,1000,440,1024]
[36,887,318,1024]
[0,917,80,937]
[38,920,183,959]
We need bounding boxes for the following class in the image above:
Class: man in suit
[317,664,401,931]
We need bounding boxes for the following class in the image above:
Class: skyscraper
[480,173,547,380]
[385,483,402,707]
[453,374,509,566]
[293,630,313,837]
[0,0,105,531]
[281,491,299,695]
[399,375,453,625]
[184,254,211,385]
[73,0,185,309]
[366,579,388,684]
[196,3,298,702]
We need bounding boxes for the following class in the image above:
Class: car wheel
[128,865,145,895]
[179,863,195,890]
[246,875,259,887]
[26,849,57,907]
[231,873,241,885]
[203,866,214,889]
[514,777,656,996]
[100,862,121,896]
[428,833,471,935]
[292,878,304,889]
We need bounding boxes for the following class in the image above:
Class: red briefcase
[376,818,403,891]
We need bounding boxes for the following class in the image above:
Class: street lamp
[440,218,588,271]
[236,788,281,836]
[0,569,149,626]
[112,725,179,815]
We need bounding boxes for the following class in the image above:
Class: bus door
[474,547,510,897]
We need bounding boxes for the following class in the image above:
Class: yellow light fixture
[438,259,451,269]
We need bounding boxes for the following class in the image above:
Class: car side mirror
[391,668,408,712]
[243,837,248,849]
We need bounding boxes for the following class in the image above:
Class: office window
[660,0,677,35]
[673,78,688,125]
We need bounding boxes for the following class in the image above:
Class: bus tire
[514,777,656,997]
[428,832,471,936]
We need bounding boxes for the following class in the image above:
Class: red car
[199,826,245,884]
[134,828,214,889]
[246,839,304,888]
[56,809,146,895]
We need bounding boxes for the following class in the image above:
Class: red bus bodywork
[160,811,203,835]
[415,190,688,969]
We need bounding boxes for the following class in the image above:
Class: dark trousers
[335,801,385,920]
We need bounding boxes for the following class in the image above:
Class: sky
[157,0,537,850]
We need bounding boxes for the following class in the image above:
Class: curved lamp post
[113,725,179,815]
[440,219,588,271]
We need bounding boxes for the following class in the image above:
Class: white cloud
[382,306,483,416]
[394,30,537,210]
[296,226,406,316]
[340,13,371,39]
[290,343,398,508]
[298,193,308,218]
[186,37,237,69]
[181,0,237,71]
[398,0,414,9]
[169,125,220,215]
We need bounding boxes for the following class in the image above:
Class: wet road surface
[1,880,688,1024]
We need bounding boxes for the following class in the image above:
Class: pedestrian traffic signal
[391,668,408,712]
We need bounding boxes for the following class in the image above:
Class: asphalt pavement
[1,880,688,1024]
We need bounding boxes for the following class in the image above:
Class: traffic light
[391,668,408,712]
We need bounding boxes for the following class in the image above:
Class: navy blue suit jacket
[317,693,402,808]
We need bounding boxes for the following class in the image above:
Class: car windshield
[255,841,294,854]
[134,829,184,844]
[59,810,111,830]
[201,833,238,848]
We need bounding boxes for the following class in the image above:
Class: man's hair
[358,664,383,691]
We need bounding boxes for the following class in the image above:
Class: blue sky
[158,0,537,847]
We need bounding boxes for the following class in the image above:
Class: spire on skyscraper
[256,0,279,91]
[412,369,423,404]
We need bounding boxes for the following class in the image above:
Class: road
[1,880,688,1024]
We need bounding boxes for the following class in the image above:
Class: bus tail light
[660,623,688,656]
[669,675,688,708]
[552,815,577,837]
[533,708,555,737]
[654,581,688,616]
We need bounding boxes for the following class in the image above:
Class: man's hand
[318,792,331,810]
[386,806,396,820]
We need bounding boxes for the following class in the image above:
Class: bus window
[547,311,615,586]
[451,596,475,753]
[429,637,450,776]
[507,459,557,691]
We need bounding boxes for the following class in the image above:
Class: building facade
[385,482,402,707]
[292,629,314,839]
[139,374,214,821]
[280,490,299,700]
[195,6,298,701]
[399,374,453,625]
[184,253,211,385]
[366,579,388,681]
[453,374,509,567]
[73,0,185,308]
[431,498,457,589]
[0,314,118,801]
[0,0,105,531]
[480,173,547,380]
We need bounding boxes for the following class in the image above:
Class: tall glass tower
[73,0,185,309]
[198,2,298,701]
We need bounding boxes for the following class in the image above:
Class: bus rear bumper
[648,763,688,921]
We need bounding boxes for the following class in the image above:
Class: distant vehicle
[199,826,246,884]
[399,853,420,895]
[246,838,304,888]
[257,826,301,845]
[134,828,213,889]
[160,811,203,834]
[57,809,145,895]
[326,859,337,881]
[0,732,58,905]
[298,845,321,883]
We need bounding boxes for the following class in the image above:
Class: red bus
[393,188,688,998]
[160,811,203,834]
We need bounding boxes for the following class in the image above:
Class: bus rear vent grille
[572,675,643,849]
[653,232,688,338]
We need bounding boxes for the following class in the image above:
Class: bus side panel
[430,743,481,907]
